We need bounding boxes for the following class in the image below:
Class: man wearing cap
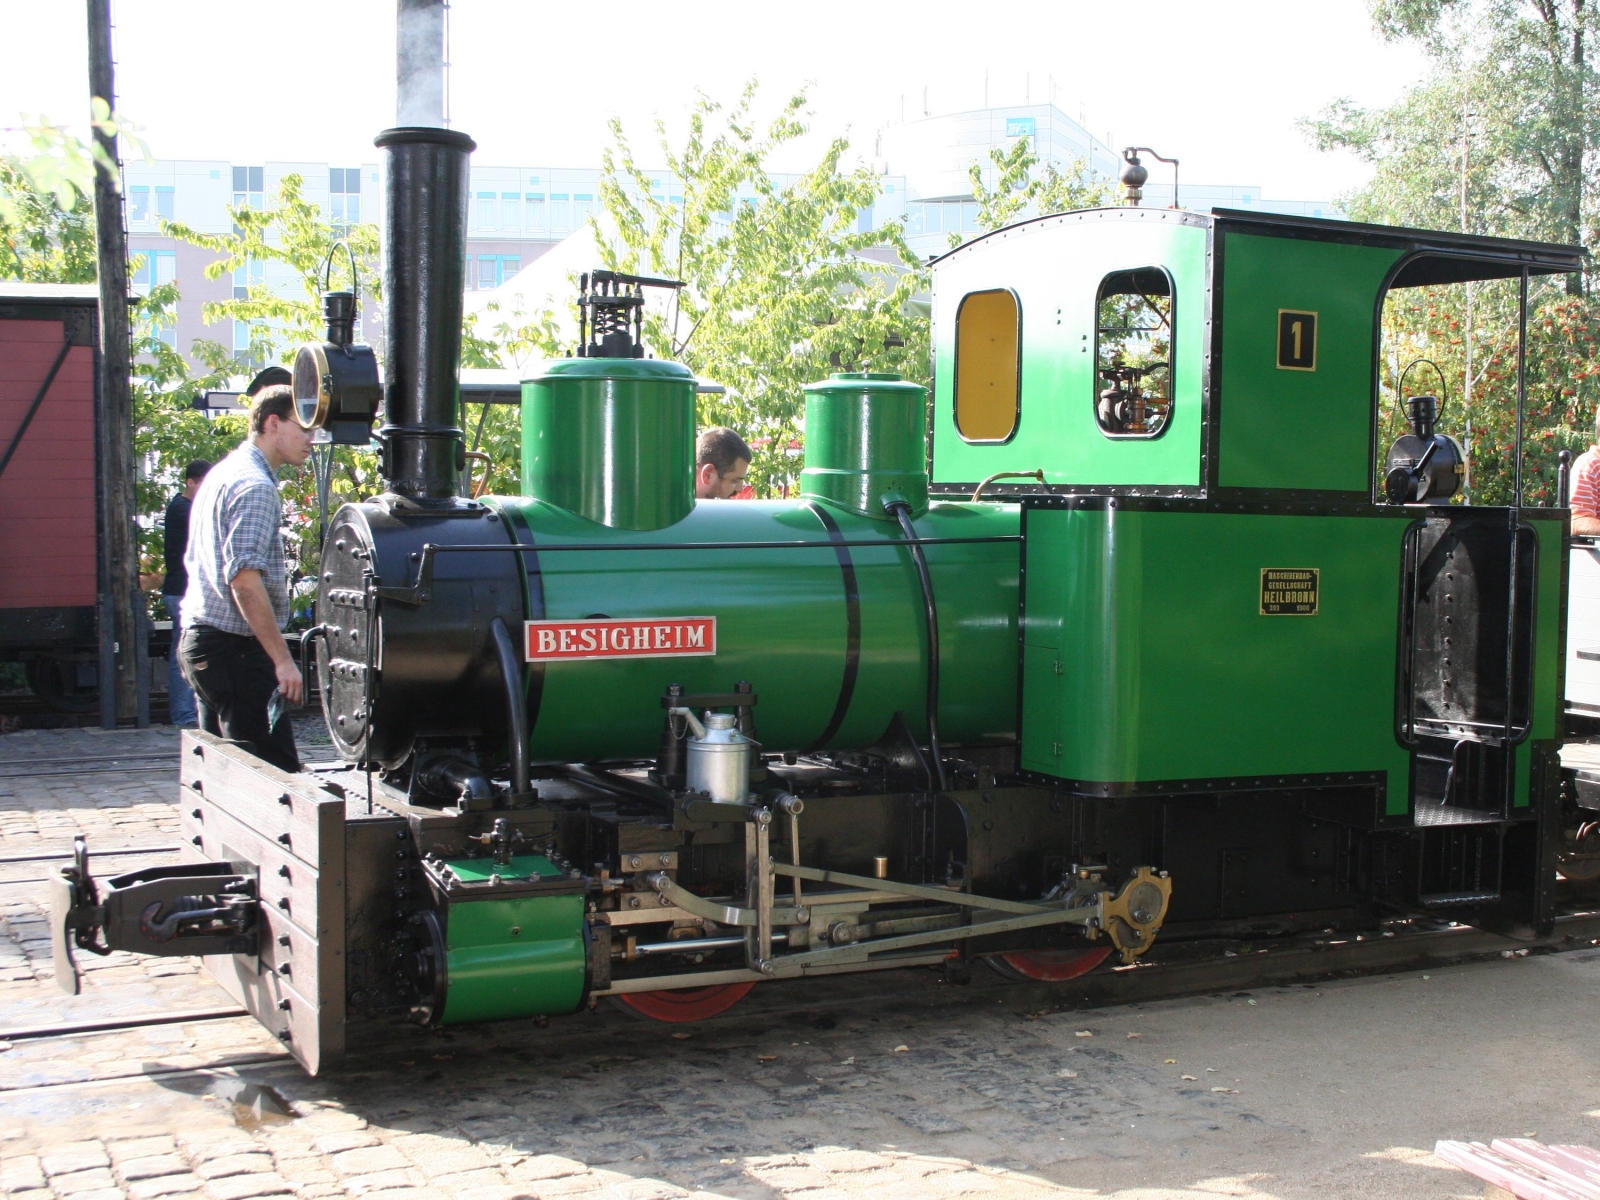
[178,384,312,772]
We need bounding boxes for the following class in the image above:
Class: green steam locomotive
[52,119,1584,1073]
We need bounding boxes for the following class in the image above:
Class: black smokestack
[374,127,473,501]
[376,0,471,501]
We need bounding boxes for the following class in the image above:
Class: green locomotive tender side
[52,135,1588,1073]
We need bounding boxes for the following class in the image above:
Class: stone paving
[4,726,1600,1199]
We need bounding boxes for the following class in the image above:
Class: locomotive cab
[928,207,1579,930]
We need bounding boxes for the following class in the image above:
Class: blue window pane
[128,186,150,221]
[155,187,174,220]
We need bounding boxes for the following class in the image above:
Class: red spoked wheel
[985,945,1114,982]
[613,982,755,1022]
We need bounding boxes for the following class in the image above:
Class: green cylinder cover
[522,358,696,530]
[800,372,929,520]
[437,855,587,1024]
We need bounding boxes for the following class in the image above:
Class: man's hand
[230,569,303,704]
[274,657,305,706]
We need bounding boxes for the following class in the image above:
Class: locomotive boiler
[51,76,1588,1073]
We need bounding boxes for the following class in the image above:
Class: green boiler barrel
[489,497,1020,762]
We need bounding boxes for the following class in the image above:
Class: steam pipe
[374,125,474,500]
[490,617,529,796]
[885,499,948,791]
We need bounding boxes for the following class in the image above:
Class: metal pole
[1516,268,1528,506]
[87,0,142,726]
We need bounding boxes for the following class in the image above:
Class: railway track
[6,906,1597,1092]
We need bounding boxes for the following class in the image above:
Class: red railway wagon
[0,283,103,712]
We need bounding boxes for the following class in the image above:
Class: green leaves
[164,172,382,354]
[966,137,1111,239]
[596,82,928,496]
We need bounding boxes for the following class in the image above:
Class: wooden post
[87,0,143,726]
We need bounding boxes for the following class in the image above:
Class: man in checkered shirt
[179,385,313,771]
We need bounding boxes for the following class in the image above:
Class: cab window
[1095,267,1173,438]
[954,289,1020,443]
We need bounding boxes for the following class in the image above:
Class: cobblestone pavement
[6,727,1600,1199]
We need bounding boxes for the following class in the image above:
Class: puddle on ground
[206,1079,294,1130]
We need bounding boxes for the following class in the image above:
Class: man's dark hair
[184,459,212,482]
[250,384,296,436]
[696,426,752,475]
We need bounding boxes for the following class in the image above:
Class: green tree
[1305,0,1600,503]
[0,106,144,282]
[965,136,1111,238]
[597,83,928,495]
[1307,0,1596,273]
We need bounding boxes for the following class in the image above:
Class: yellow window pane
[955,289,1019,442]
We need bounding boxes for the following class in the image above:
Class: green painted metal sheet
[800,372,929,519]
[1021,508,1414,804]
[521,358,696,530]
[491,496,1020,762]
[1216,233,1402,492]
[439,875,586,1023]
[929,215,1207,489]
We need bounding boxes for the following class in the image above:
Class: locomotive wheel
[985,946,1113,982]
[613,982,755,1022]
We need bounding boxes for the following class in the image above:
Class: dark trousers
[179,624,300,773]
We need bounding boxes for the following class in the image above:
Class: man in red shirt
[1571,421,1600,534]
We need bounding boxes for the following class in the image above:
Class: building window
[907,201,979,238]
[232,166,264,207]
[550,193,570,232]
[128,186,150,222]
[155,186,174,221]
[130,250,176,293]
[501,193,520,230]
[574,193,595,224]
[1094,267,1173,438]
[954,289,1020,443]
[329,168,361,228]
[474,255,522,289]
[525,194,545,229]
[472,191,495,231]
[232,257,265,300]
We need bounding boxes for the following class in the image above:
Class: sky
[2,0,1429,204]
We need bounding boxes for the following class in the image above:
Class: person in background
[179,385,311,772]
[695,427,752,499]
[1571,410,1600,535]
[161,459,211,726]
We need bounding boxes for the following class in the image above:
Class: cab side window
[954,289,1020,443]
[1095,268,1173,438]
